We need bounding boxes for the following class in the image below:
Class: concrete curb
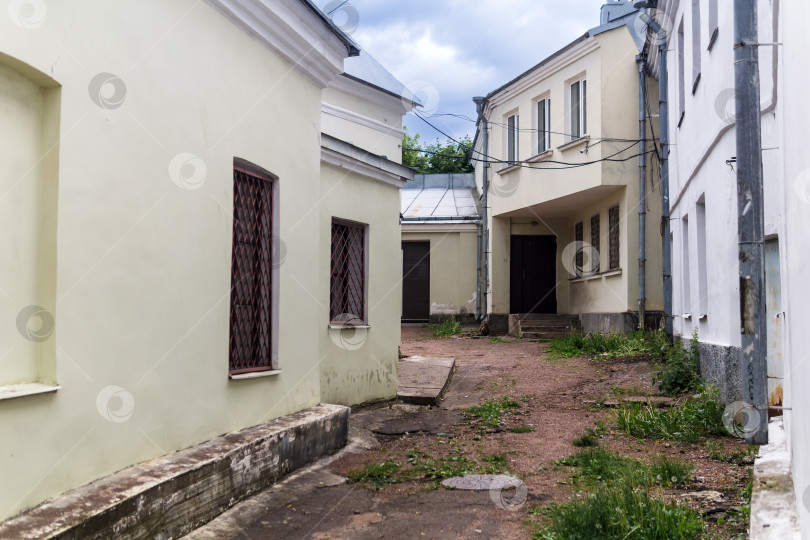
[0,404,349,540]
[749,417,801,539]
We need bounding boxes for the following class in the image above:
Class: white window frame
[567,76,587,142]
[535,97,551,154]
[505,112,520,164]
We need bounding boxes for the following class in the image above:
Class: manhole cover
[441,474,523,491]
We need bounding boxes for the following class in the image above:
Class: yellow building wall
[483,25,663,317]
[319,164,401,406]
[0,0,329,520]
[401,229,479,317]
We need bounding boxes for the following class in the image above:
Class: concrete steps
[510,314,582,340]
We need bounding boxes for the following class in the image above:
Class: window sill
[496,164,521,175]
[526,150,553,163]
[0,382,60,402]
[682,313,692,320]
[707,28,718,51]
[229,370,282,381]
[329,324,371,330]
[569,268,622,283]
[558,135,590,153]
[678,111,685,128]
[691,73,701,95]
[699,314,708,321]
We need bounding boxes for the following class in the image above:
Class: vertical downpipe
[474,97,490,319]
[657,26,674,339]
[734,0,768,445]
[637,54,648,329]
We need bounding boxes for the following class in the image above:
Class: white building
[648,0,809,535]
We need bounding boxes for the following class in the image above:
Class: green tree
[401,127,474,174]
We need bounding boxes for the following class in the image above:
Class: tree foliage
[402,127,474,174]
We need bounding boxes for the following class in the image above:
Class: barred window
[590,214,600,274]
[330,219,367,323]
[575,221,584,273]
[609,205,620,270]
[229,167,274,375]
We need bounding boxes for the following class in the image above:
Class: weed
[547,329,670,361]
[649,454,693,486]
[652,331,702,395]
[347,460,402,489]
[489,337,507,343]
[705,441,758,465]
[509,426,536,433]
[482,453,509,468]
[536,486,704,539]
[611,385,645,396]
[572,434,598,447]
[464,396,521,428]
[615,390,725,443]
[430,317,462,337]
[557,447,692,488]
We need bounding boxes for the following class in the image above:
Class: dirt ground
[187,325,753,540]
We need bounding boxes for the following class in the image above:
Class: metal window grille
[590,214,600,274]
[609,205,620,270]
[330,220,366,323]
[575,221,584,272]
[228,168,273,374]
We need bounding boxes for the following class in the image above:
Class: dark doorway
[510,235,557,314]
[402,242,430,322]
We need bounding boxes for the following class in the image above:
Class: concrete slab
[397,355,455,406]
[0,404,349,540]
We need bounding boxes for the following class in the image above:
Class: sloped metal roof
[343,51,420,106]
[401,188,480,219]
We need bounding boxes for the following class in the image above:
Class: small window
[590,214,600,274]
[330,219,367,324]
[707,0,719,50]
[506,113,519,164]
[681,215,692,315]
[537,98,551,154]
[569,79,586,141]
[575,221,584,274]
[229,167,275,375]
[696,199,708,316]
[608,206,620,270]
[691,0,702,93]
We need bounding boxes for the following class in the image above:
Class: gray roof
[590,2,646,51]
[401,174,480,219]
[298,0,360,57]
[343,51,421,106]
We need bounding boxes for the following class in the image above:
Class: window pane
[570,82,580,139]
[590,214,600,273]
[229,168,273,374]
[507,114,516,162]
[330,221,366,322]
[575,221,584,275]
[582,80,587,134]
[692,0,702,85]
[609,206,620,270]
[538,100,546,153]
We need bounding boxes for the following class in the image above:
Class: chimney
[600,0,634,24]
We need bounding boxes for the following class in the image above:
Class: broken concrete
[397,355,455,405]
[441,475,523,491]
[0,404,349,540]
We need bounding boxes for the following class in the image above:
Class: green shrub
[616,390,726,443]
[347,460,402,488]
[556,447,692,488]
[430,317,462,337]
[572,434,598,447]
[653,331,702,395]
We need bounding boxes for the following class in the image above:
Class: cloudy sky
[316,0,611,143]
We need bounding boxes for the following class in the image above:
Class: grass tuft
[572,434,598,447]
[463,396,521,428]
[430,317,462,337]
[535,486,704,539]
[615,391,725,443]
[509,426,536,433]
[547,329,670,361]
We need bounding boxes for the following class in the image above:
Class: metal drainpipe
[637,54,648,330]
[476,221,483,319]
[734,0,768,445]
[474,97,489,320]
[646,13,674,339]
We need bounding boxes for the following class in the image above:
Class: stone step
[521,320,581,329]
[522,325,581,334]
[522,331,572,340]
[517,313,580,322]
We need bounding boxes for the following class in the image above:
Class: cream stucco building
[0,0,413,524]
[473,0,663,334]
[400,174,481,323]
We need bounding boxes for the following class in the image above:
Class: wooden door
[402,242,430,321]
[510,235,557,314]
